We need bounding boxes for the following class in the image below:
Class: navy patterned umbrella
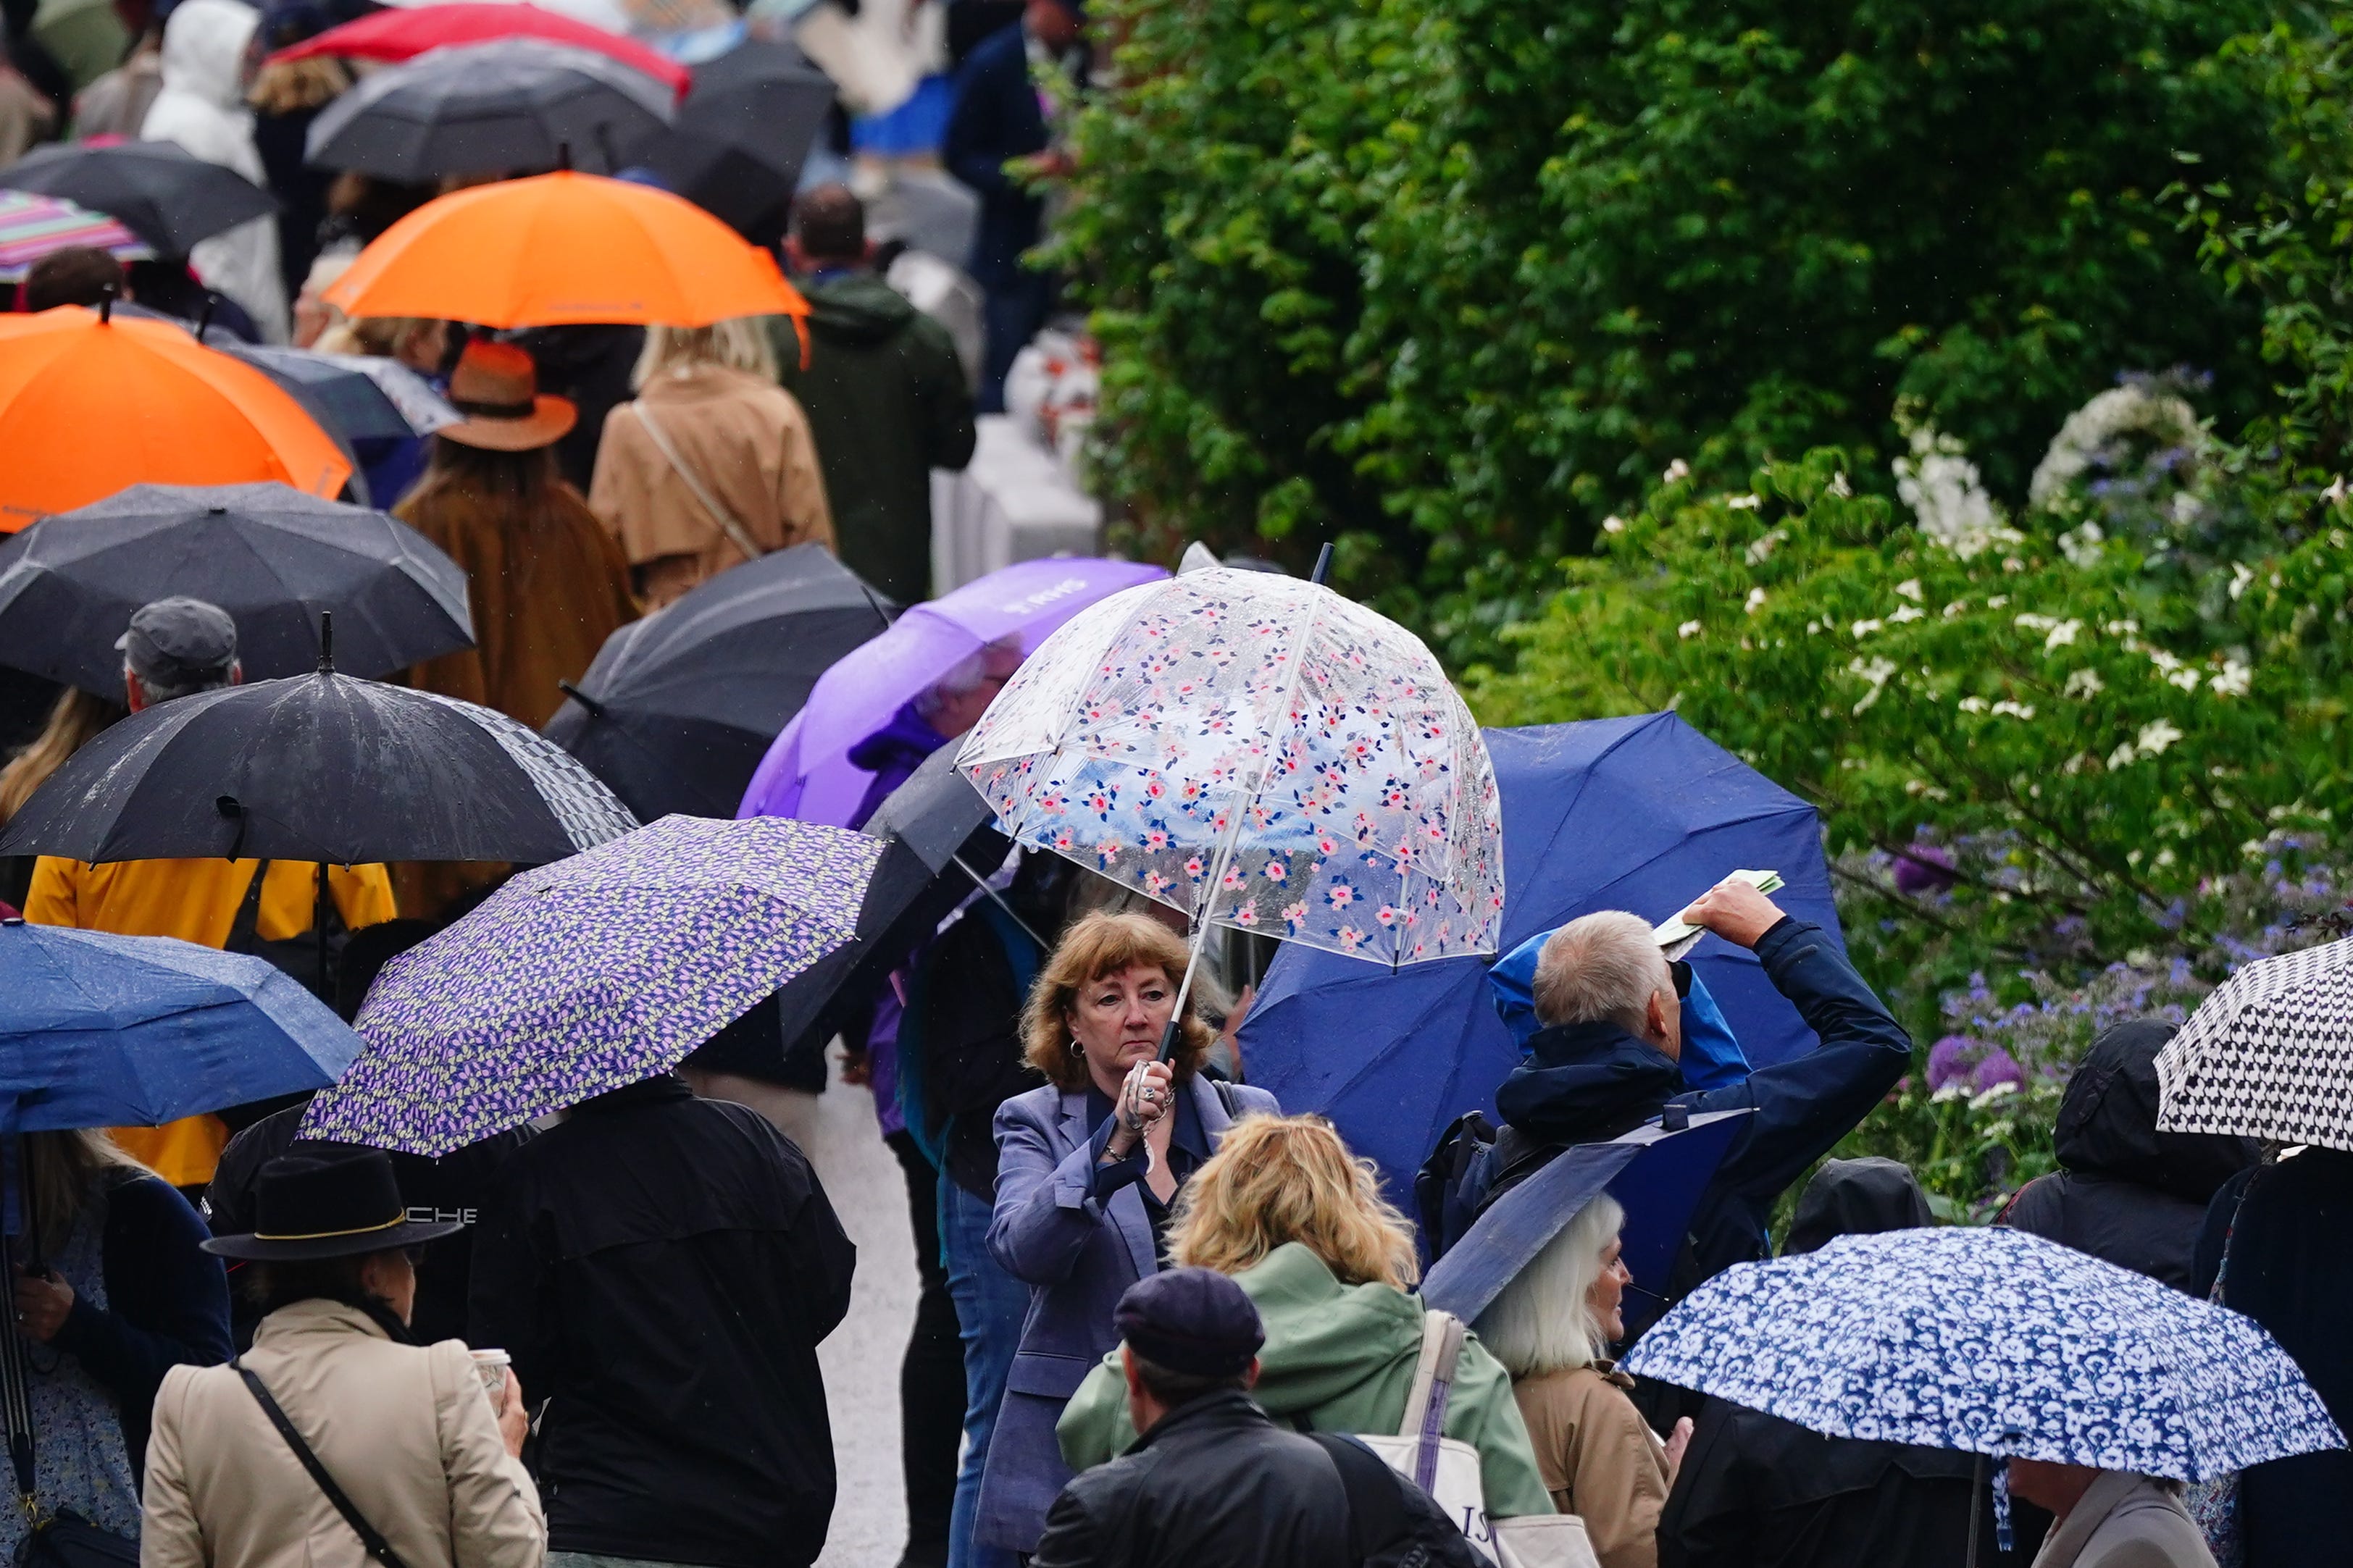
[301,816,883,1154]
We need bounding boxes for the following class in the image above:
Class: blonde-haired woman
[0,1129,230,1560]
[0,688,125,907]
[1056,1114,1555,1525]
[974,910,1279,1556]
[1476,1195,1687,1568]
[588,319,835,609]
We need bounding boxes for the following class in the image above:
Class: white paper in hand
[1655,869,1784,960]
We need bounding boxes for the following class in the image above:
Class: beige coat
[2031,1471,2217,1568]
[589,364,836,609]
[141,1300,545,1568]
[1510,1363,1669,1568]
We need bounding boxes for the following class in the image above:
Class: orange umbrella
[0,306,352,532]
[323,171,811,330]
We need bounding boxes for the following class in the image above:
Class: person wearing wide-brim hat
[143,1149,546,1568]
[390,335,638,921]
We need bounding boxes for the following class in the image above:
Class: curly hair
[1022,910,1213,1091]
[1169,1114,1420,1291]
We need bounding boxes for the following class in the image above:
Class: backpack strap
[225,860,272,952]
[1395,1309,1466,1495]
[1311,1432,1408,1567]
[237,1364,415,1568]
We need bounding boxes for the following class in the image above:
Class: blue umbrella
[1420,1108,1751,1323]
[1621,1225,2345,1482]
[1240,713,1842,1198]
[0,918,360,1131]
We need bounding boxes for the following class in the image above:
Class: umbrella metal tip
[1,917,20,927]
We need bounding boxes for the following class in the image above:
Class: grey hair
[123,655,235,705]
[1531,910,1671,1031]
[915,637,1022,721]
[1472,1194,1625,1378]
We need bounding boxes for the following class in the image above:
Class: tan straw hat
[437,338,577,452]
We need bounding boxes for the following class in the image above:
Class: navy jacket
[1497,918,1911,1290]
[943,25,1049,286]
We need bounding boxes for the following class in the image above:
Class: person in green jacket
[1054,1113,1555,1523]
[777,184,979,605]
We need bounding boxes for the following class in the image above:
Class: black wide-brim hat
[201,1147,467,1261]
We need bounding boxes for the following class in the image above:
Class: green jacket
[772,274,977,604]
[1054,1242,1555,1519]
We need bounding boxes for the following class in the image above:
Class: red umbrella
[270,4,690,100]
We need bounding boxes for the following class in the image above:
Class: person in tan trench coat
[141,1150,544,1568]
[1473,1194,1692,1568]
[590,319,836,611]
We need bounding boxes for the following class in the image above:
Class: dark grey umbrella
[0,141,277,255]
[206,339,459,444]
[305,38,674,181]
[0,483,474,695]
[627,40,833,244]
[0,620,637,865]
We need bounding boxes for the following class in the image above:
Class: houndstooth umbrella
[2156,934,2353,1151]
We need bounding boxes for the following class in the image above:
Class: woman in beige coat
[142,1150,545,1568]
[2011,1463,2218,1568]
[1473,1194,1691,1568]
[589,319,837,609]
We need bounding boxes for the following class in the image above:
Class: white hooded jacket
[141,0,289,341]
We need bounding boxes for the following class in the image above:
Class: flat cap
[1113,1266,1263,1378]
[117,596,237,688]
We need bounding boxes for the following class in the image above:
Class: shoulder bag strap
[632,399,767,567]
[236,1364,416,1568]
[225,861,272,952]
[1395,1309,1466,1496]
[1309,1432,1405,1565]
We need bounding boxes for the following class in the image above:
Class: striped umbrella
[0,190,150,282]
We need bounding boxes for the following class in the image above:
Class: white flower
[1894,579,1923,601]
[1744,587,1767,614]
[2044,619,2082,652]
[2228,563,2254,600]
[1602,515,1626,534]
[1727,493,1762,511]
[2102,619,2139,637]
[1889,605,1926,624]
[1991,700,2036,719]
[2058,522,2106,569]
[2028,385,2202,508]
[2209,658,2252,697]
[2147,648,2181,672]
[2107,741,2139,769]
[1851,618,1884,638]
[1829,471,1852,498]
[1744,528,1784,565]
[1678,619,1702,639]
[2167,667,2202,692]
[2064,668,2105,699]
[1942,600,1966,619]
[1957,697,1989,714]
[1847,656,1897,714]
[2136,719,2184,755]
[1663,459,1691,484]
[1987,595,2008,609]
[2324,474,2348,506]
[1894,424,2013,558]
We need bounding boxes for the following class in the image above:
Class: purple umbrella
[735,557,1167,828]
[299,816,883,1154]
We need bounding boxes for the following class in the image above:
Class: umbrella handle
[1966,1454,1982,1568]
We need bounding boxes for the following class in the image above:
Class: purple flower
[1970,1047,2024,1094]
[1927,1035,1978,1091]
[1893,842,1957,897]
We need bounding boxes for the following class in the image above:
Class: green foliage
[1061,0,2281,663]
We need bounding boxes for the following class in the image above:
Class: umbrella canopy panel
[0,141,279,255]
[629,40,832,243]
[207,340,459,443]
[272,1,690,98]
[304,39,674,180]
[2157,932,2353,1152]
[0,190,150,281]
[0,669,637,865]
[0,482,475,694]
[544,542,889,821]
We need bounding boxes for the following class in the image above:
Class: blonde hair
[248,55,350,114]
[1023,910,1213,1091]
[0,687,125,822]
[26,1131,150,1259]
[1532,911,1671,1031]
[1473,1194,1625,1378]
[632,319,778,389]
[1169,1114,1420,1291]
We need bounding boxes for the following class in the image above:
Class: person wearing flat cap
[1029,1268,1480,1568]
[142,1149,546,1568]
[25,598,397,1192]
[391,336,638,919]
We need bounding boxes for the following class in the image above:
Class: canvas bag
[1347,1310,1600,1568]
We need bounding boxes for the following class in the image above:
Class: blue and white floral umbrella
[1621,1225,2342,1482]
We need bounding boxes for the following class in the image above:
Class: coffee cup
[469,1347,511,1407]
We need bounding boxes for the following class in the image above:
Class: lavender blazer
[972,1073,1279,1551]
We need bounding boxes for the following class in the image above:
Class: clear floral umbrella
[957,568,1503,1023]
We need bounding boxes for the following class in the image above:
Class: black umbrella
[0,141,278,256]
[305,38,674,180]
[0,618,638,865]
[0,483,475,697]
[543,543,890,821]
[207,339,461,444]
[627,40,832,244]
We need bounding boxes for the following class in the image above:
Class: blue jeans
[940,1176,1028,1568]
